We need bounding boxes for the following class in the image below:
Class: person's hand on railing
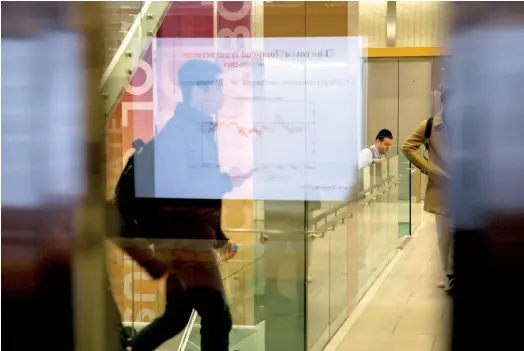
[217,242,239,262]
[225,242,239,261]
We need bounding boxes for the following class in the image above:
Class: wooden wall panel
[263,1,306,37]
[305,1,348,37]
[264,1,356,37]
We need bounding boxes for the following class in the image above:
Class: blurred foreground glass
[2,2,109,351]
[448,3,524,351]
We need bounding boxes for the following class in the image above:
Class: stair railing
[100,1,170,119]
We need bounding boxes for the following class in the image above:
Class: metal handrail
[101,1,170,118]
[309,175,394,225]
[222,174,399,242]
[312,176,399,238]
[308,155,399,225]
[108,172,396,247]
[110,175,399,249]
[223,184,386,236]
[225,228,317,235]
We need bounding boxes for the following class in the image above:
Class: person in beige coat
[402,91,454,291]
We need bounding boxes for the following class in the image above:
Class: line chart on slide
[202,119,318,166]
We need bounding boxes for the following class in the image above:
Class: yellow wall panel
[357,1,449,48]
[359,1,387,48]
[396,1,450,47]
[261,1,449,49]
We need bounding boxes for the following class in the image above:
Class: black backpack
[113,136,221,239]
[114,138,158,236]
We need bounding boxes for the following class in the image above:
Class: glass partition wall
[117,157,403,351]
[101,3,444,351]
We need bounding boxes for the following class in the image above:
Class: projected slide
[148,37,362,201]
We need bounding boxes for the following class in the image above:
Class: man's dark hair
[178,59,223,100]
[376,129,393,141]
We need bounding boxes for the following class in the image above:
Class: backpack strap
[424,117,434,151]
[422,117,434,161]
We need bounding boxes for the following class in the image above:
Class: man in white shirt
[358,129,394,168]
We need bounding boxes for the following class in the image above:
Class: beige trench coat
[402,113,450,217]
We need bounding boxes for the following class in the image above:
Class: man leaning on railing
[358,129,394,169]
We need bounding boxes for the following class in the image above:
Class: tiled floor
[336,212,452,351]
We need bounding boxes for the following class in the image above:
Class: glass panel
[398,153,413,237]
[410,168,424,233]
[386,157,401,252]
[264,202,307,351]
[356,157,399,299]
[307,205,330,350]
[328,205,349,337]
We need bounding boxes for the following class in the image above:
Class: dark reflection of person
[131,59,248,351]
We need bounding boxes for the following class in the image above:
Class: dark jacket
[150,102,232,244]
[151,103,233,290]
[112,103,232,281]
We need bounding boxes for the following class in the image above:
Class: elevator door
[365,59,399,153]
[365,59,432,151]
[398,59,432,233]
[365,58,432,235]
[397,59,433,151]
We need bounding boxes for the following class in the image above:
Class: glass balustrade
[353,156,400,300]
[398,153,413,237]
[303,156,402,350]
[110,155,411,351]
[411,164,425,234]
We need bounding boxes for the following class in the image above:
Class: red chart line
[207,121,263,137]
[208,121,308,137]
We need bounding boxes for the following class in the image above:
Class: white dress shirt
[358,145,384,169]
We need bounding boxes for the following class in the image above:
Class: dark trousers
[453,223,524,350]
[131,270,232,351]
